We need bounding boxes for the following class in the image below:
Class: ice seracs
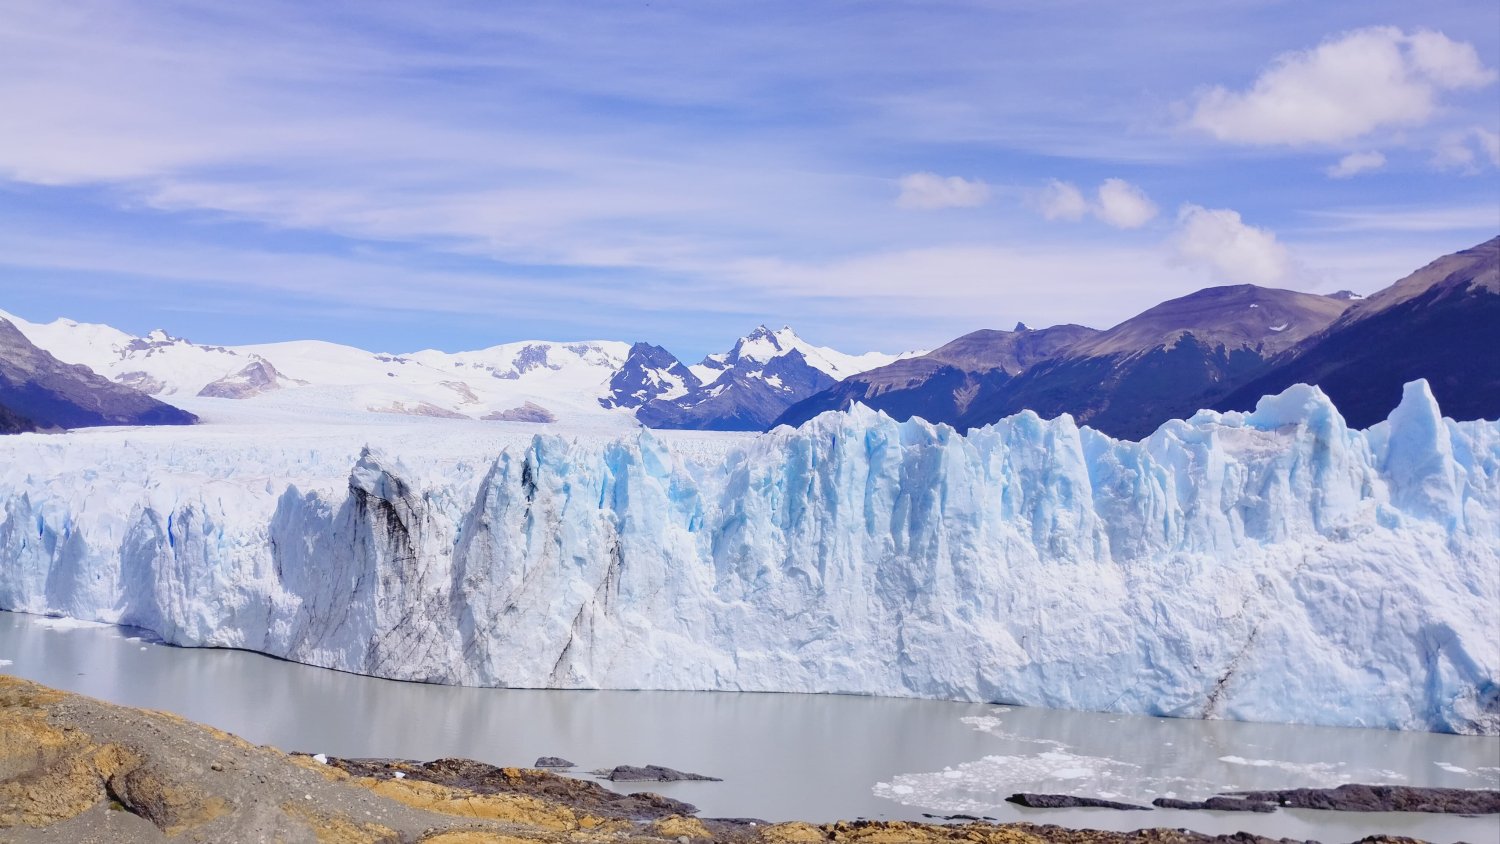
[0,380,1494,734]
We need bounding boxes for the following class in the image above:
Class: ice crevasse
[1,380,1496,733]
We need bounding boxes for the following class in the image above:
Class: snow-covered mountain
[609,325,923,430]
[0,318,197,432]
[0,311,908,431]
[2,381,1494,733]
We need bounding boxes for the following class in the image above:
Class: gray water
[2,611,1496,843]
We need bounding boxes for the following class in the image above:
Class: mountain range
[779,235,1499,437]
[1,235,1496,435]
[0,311,915,432]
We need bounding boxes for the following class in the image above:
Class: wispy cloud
[896,173,990,210]
[1300,204,1500,232]
[1326,151,1387,178]
[0,2,1494,356]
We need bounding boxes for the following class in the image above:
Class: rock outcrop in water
[1007,794,1152,811]
[595,765,723,783]
[1227,784,1500,814]
[0,381,1496,733]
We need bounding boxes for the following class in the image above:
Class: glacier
[1,380,1496,734]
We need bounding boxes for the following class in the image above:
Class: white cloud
[1037,179,1089,221]
[896,172,991,210]
[1035,178,1157,228]
[1189,27,1496,145]
[1432,133,1477,171]
[1326,150,1387,178]
[1172,205,1293,286]
[1431,127,1500,172]
[1478,128,1500,167]
[1093,178,1158,228]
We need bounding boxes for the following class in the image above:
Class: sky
[0,1,1497,360]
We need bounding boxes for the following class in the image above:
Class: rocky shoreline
[1,676,1492,843]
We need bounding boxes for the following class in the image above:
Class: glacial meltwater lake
[2,611,1496,843]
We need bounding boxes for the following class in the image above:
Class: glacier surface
[1,381,1496,733]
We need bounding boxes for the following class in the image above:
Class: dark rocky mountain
[600,342,702,410]
[604,326,876,430]
[775,323,1097,429]
[780,237,1498,439]
[777,285,1353,439]
[0,318,198,432]
[957,284,1352,438]
[636,347,836,430]
[1216,236,1500,427]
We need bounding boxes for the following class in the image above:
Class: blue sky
[1,1,1497,360]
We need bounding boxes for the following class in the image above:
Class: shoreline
[3,675,1495,843]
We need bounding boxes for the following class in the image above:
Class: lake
[2,610,1495,842]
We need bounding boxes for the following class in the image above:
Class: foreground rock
[595,764,723,783]
[329,757,702,820]
[0,675,1478,843]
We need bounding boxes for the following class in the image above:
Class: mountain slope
[0,319,198,431]
[0,402,33,434]
[778,285,1349,439]
[1217,236,1500,427]
[950,285,1351,439]
[775,324,1097,428]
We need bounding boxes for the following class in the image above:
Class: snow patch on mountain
[691,325,919,386]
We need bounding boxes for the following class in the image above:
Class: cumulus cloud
[1093,178,1158,228]
[1172,205,1293,286]
[1035,178,1157,228]
[896,172,991,210]
[1190,27,1496,145]
[1037,179,1089,221]
[1326,150,1387,178]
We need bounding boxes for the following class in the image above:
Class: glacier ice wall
[1,381,1496,733]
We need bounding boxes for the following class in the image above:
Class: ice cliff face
[1,381,1496,733]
